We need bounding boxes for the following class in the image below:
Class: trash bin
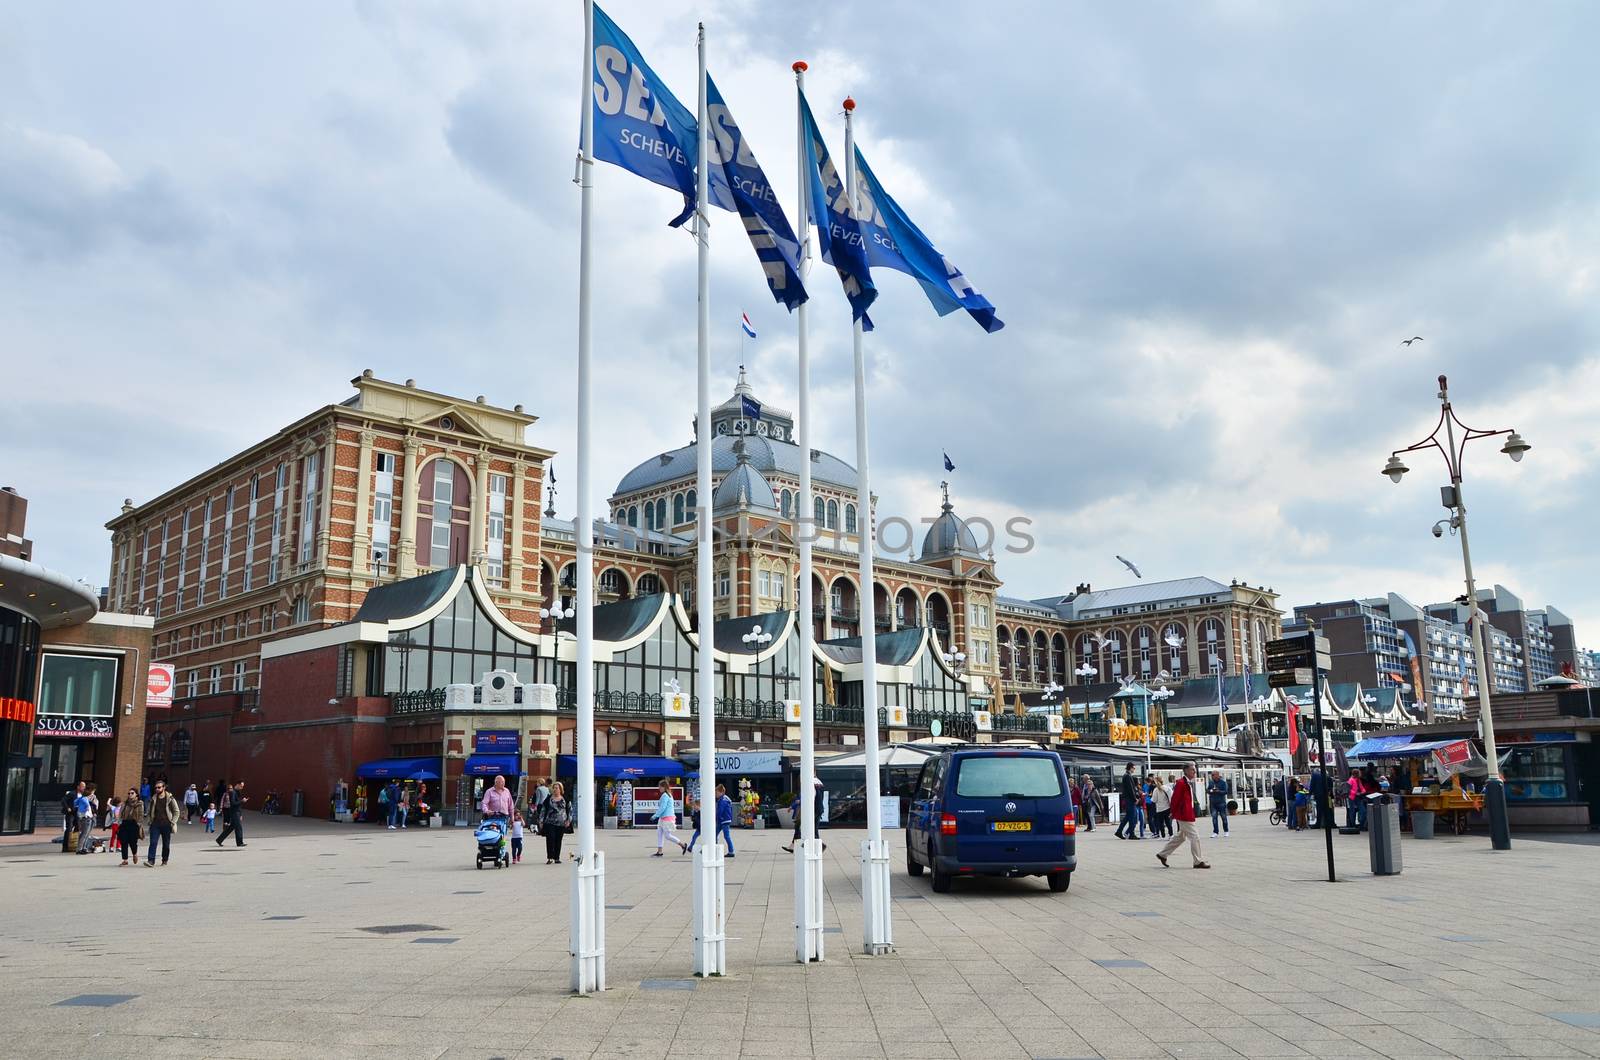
[1410,809,1435,840]
[1249,796,1259,815]
[291,789,305,818]
[1367,792,1402,876]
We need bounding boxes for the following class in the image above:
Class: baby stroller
[474,815,511,869]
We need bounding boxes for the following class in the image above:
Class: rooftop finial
[940,479,951,511]
[735,364,751,394]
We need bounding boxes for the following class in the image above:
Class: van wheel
[1047,871,1071,893]
[906,839,924,877]
[931,866,952,893]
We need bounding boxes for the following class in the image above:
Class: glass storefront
[0,607,42,834]
[1503,744,1572,802]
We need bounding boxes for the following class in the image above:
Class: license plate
[991,821,1031,832]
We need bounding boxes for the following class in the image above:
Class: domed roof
[615,430,857,496]
[712,440,778,512]
[920,487,983,561]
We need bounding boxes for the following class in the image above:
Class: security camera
[1431,522,1445,539]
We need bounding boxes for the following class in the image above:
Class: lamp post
[742,623,774,715]
[1384,373,1528,851]
[1148,686,1174,774]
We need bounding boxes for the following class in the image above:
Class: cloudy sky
[5,2,1598,637]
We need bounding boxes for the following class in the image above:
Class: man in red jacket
[1157,764,1211,869]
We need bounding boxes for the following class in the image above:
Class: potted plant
[775,791,796,831]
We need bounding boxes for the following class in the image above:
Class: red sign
[147,663,175,709]
[0,697,36,725]
[1431,740,1471,774]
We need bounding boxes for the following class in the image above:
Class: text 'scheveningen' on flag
[798,90,877,327]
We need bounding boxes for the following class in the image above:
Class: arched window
[1104,631,1124,677]
[417,458,473,568]
[1033,630,1049,683]
[145,730,166,765]
[1013,628,1030,682]
[673,493,685,525]
[826,499,839,529]
[599,567,627,597]
[845,503,858,534]
[996,625,1012,679]
[1075,634,1098,683]
[626,505,638,528]
[637,573,662,595]
[1162,622,1187,676]
[1052,634,1067,682]
[169,729,192,766]
[643,503,656,531]
[1132,624,1156,676]
[685,489,696,518]
[1254,619,1269,670]
[1202,617,1225,671]
[814,496,826,525]
[655,498,667,529]
[780,489,793,518]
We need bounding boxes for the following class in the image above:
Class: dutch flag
[740,312,757,339]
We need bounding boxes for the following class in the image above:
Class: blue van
[906,748,1076,893]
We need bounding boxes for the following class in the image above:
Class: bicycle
[1269,803,1286,827]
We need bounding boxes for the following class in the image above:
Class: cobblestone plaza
[3,815,1599,1059]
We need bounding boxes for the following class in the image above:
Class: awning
[356,757,437,780]
[464,754,522,778]
[556,754,686,780]
[1347,735,1470,761]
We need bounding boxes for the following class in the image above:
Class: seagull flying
[1401,336,1424,346]
[1115,555,1143,579]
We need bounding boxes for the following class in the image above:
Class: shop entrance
[34,740,96,820]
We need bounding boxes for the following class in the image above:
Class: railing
[992,712,1050,733]
[392,688,446,715]
[816,704,864,726]
[906,707,970,730]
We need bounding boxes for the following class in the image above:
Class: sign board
[711,750,783,775]
[474,729,520,753]
[0,697,35,724]
[34,714,113,739]
[1269,669,1314,688]
[1268,632,1330,653]
[631,785,685,829]
[614,780,634,824]
[879,794,902,829]
[1431,740,1471,774]
[146,663,175,709]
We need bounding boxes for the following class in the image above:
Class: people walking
[397,784,410,828]
[509,815,524,864]
[782,777,827,854]
[215,781,247,847]
[1078,776,1097,831]
[106,797,122,855]
[383,781,401,829]
[534,782,570,863]
[59,780,85,854]
[688,784,736,857]
[1208,770,1231,837]
[652,780,687,857]
[480,774,515,821]
[118,787,145,865]
[183,783,199,823]
[1115,764,1140,840]
[533,776,550,812]
[1151,775,1172,838]
[1156,764,1210,869]
[203,803,217,833]
[146,780,180,866]
[1345,771,1362,828]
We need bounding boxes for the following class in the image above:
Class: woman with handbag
[117,786,146,866]
[536,782,571,864]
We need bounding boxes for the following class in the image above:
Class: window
[1203,617,1224,670]
[845,503,857,534]
[373,453,396,574]
[429,460,455,567]
[599,568,625,596]
[198,496,213,604]
[298,450,322,566]
[954,756,1062,798]
[145,730,166,765]
[716,565,731,599]
[261,605,273,633]
[185,670,199,699]
[37,654,118,717]
[486,472,508,585]
[1162,623,1186,676]
[243,474,259,591]
[233,661,246,691]
[673,493,686,525]
[169,730,192,766]
[335,646,355,698]
[139,527,155,615]
[815,497,825,525]
[826,499,838,529]
[208,666,222,695]
[178,507,192,610]
[1503,745,1569,802]
[975,638,991,666]
[269,463,288,583]
[781,489,793,518]
[291,595,310,625]
[219,486,235,599]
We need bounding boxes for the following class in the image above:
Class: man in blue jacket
[688,783,737,857]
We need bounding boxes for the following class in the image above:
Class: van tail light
[1064,813,1077,836]
[940,813,958,836]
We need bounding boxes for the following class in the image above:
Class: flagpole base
[569,850,607,994]
[860,837,894,956]
[692,844,727,976]
[794,837,825,963]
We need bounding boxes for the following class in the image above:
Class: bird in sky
[1401,336,1424,346]
[1115,555,1143,579]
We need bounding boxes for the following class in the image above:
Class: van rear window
[953,757,1062,798]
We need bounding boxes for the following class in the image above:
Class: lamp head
[1382,454,1409,483]
[1500,431,1530,463]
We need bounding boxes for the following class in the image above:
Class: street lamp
[1383,373,1526,850]
[742,623,774,713]
[942,648,967,674]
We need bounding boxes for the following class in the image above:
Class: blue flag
[740,394,762,420]
[707,77,807,310]
[943,451,955,473]
[852,147,1003,333]
[589,5,700,224]
[799,91,877,326]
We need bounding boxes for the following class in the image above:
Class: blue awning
[464,754,522,778]
[1348,735,1467,761]
[357,757,437,779]
[557,754,686,780]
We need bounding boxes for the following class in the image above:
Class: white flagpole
[570,0,606,996]
[843,96,892,956]
[690,21,727,979]
[792,59,823,965]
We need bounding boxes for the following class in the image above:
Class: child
[106,797,122,854]
[509,816,524,865]
[203,803,217,833]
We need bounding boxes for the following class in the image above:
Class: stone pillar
[351,430,375,578]
[398,434,419,578]
[470,448,490,569]
[509,460,528,596]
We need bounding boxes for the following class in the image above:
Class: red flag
[1286,699,1301,758]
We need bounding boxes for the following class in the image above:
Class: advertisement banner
[711,750,783,775]
[474,730,520,753]
[35,714,113,739]
[0,697,35,724]
[146,663,175,709]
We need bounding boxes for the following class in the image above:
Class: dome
[920,491,982,560]
[712,442,778,512]
[614,432,857,496]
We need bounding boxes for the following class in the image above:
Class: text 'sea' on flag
[799,90,877,327]
[851,147,1003,333]
[588,6,806,309]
